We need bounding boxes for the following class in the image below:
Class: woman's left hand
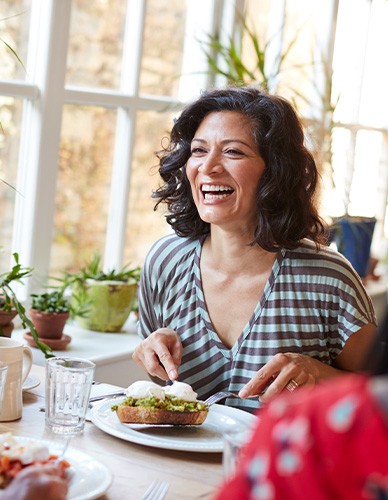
[238,352,340,404]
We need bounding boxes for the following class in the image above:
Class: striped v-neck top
[137,234,377,413]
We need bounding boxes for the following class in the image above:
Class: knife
[89,391,126,403]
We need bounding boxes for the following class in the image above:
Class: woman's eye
[225,148,243,156]
[191,147,206,155]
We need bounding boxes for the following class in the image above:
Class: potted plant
[59,255,141,333]
[29,290,71,340]
[0,253,54,357]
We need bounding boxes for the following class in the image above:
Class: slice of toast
[116,405,208,425]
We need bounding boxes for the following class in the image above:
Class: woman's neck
[202,229,275,275]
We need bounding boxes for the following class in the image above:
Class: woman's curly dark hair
[153,86,328,251]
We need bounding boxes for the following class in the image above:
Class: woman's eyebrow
[191,137,252,148]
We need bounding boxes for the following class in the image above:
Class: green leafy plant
[30,290,71,314]
[59,254,141,286]
[0,253,54,358]
[200,17,302,93]
[57,254,141,318]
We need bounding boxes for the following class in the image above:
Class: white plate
[12,436,112,500]
[90,398,257,453]
[22,374,40,391]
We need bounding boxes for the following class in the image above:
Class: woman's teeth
[201,185,234,199]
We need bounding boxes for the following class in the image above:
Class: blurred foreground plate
[9,436,112,500]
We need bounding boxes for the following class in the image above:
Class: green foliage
[200,18,302,93]
[0,253,54,358]
[30,290,70,314]
[59,254,141,287]
[56,254,141,318]
[0,252,33,312]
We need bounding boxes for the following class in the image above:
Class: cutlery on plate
[56,436,71,462]
[204,391,259,405]
[88,391,126,403]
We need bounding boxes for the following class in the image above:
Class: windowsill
[13,316,145,386]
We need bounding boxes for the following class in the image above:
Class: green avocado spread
[111,395,208,413]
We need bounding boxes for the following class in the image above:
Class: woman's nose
[198,153,223,174]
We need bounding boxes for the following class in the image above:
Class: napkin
[86,382,125,421]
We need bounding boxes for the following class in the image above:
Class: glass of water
[45,357,95,435]
[223,424,252,478]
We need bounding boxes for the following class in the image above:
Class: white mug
[0,337,33,421]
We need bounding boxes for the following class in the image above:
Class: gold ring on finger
[286,379,299,392]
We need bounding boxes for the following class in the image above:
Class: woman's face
[186,111,265,232]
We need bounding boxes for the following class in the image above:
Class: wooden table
[0,365,224,499]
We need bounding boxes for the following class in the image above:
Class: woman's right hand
[132,328,183,381]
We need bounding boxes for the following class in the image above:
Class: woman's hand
[1,463,68,500]
[132,328,183,381]
[238,352,341,404]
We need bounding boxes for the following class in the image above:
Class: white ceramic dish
[8,436,112,500]
[22,374,40,392]
[91,398,257,453]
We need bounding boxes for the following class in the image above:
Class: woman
[215,312,388,500]
[132,86,376,413]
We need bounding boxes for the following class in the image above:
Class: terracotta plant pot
[29,309,70,339]
[0,310,18,337]
[72,280,137,333]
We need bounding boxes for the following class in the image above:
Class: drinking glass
[223,423,252,478]
[45,357,95,435]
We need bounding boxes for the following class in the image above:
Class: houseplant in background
[0,252,54,357]
[58,255,141,333]
[25,289,73,350]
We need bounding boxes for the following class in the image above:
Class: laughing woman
[132,86,376,413]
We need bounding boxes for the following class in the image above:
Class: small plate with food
[90,380,257,453]
[0,433,112,499]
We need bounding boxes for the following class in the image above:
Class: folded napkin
[86,382,125,421]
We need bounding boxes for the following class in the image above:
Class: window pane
[124,110,174,266]
[50,105,117,276]
[0,97,22,266]
[358,0,388,127]
[139,0,187,97]
[333,0,388,127]
[348,131,383,217]
[66,0,127,88]
[0,0,31,80]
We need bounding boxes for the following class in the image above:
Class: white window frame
[2,0,241,298]
[1,0,387,299]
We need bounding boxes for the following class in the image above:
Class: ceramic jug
[0,337,33,421]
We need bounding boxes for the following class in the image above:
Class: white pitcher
[0,337,33,421]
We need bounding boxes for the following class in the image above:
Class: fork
[55,436,71,463]
[141,479,170,500]
[204,391,258,405]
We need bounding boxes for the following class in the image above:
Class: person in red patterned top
[216,312,388,500]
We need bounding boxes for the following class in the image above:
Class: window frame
[1,0,387,300]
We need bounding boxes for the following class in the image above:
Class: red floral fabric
[216,374,388,500]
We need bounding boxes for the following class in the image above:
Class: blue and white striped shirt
[138,234,376,413]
